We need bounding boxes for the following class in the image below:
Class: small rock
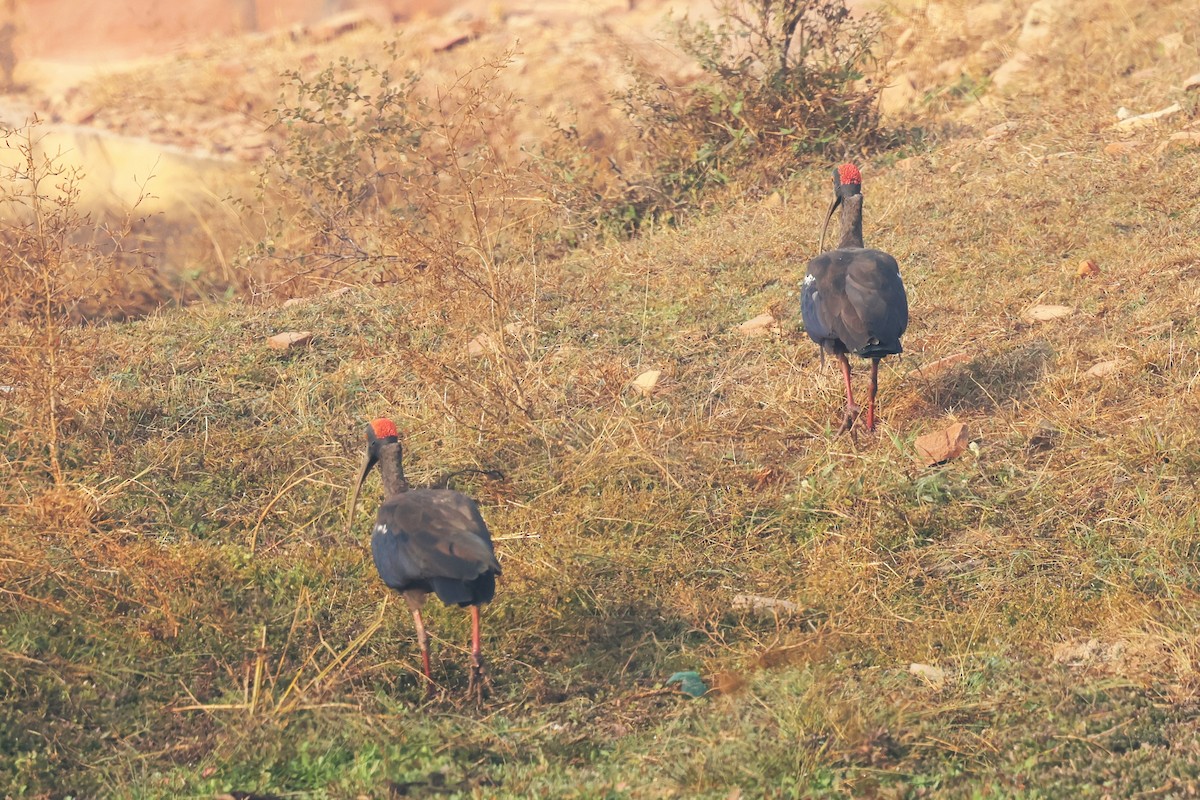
[431,31,473,52]
[466,332,494,357]
[1164,131,1200,151]
[1077,259,1100,278]
[908,352,971,379]
[631,369,662,396]
[1115,106,1134,120]
[986,121,1020,138]
[282,296,309,308]
[914,422,969,466]
[737,313,777,337]
[731,594,802,614]
[1053,638,1125,667]
[1104,140,1142,156]
[879,73,919,116]
[1115,103,1182,131]
[908,663,947,688]
[66,104,101,125]
[308,10,377,43]
[991,53,1032,89]
[1158,32,1184,55]
[267,331,313,351]
[1024,304,1073,322]
[979,121,1020,149]
[934,56,966,79]
[1084,359,1123,378]
[966,0,1010,36]
[503,321,534,337]
[1184,72,1200,91]
[1016,0,1062,50]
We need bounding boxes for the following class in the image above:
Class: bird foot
[467,656,490,705]
[839,403,861,433]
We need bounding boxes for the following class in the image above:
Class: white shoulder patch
[373,523,388,536]
[802,274,815,287]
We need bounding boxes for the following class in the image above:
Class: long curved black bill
[818,194,842,254]
[345,448,377,538]
[346,423,380,538]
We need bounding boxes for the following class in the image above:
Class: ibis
[347,418,501,699]
[801,163,909,432]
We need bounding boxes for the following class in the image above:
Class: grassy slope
[4,1,1200,798]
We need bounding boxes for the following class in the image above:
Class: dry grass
[3,0,1200,797]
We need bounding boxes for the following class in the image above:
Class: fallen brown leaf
[914,422,969,466]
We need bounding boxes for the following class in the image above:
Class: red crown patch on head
[837,163,862,185]
[370,418,399,439]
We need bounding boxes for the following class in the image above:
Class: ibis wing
[844,249,909,347]
[370,489,501,591]
[804,251,870,353]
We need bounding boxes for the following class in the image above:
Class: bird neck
[836,194,864,249]
[376,442,411,495]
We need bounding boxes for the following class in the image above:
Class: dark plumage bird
[801,163,909,432]
[346,418,501,699]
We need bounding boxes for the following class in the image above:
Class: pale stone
[908,663,948,687]
[1084,360,1123,378]
[1164,132,1200,150]
[1104,141,1142,156]
[737,313,777,337]
[879,73,919,116]
[1024,304,1073,322]
[466,332,494,357]
[967,1,1011,37]
[267,331,313,351]
[1115,103,1182,130]
[731,595,802,614]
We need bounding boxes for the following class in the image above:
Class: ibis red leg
[866,358,880,432]
[411,608,434,697]
[467,605,487,702]
[836,353,860,432]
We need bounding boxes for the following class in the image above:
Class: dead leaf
[914,422,969,466]
[1084,359,1123,378]
[1077,259,1100,278]
[1185,72,1200,91]
[267,331,313,351]
[631,369,662,396]
[737,313,776,337]
[1024,304,1073,322]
